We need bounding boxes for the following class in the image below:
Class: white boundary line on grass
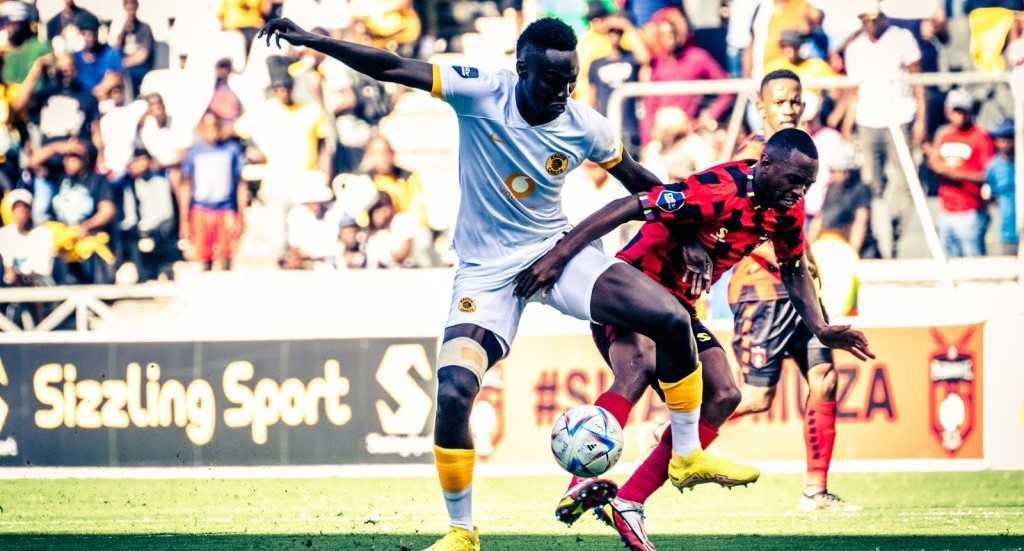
[0,459,991,480]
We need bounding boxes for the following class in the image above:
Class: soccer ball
[550,405,624,478]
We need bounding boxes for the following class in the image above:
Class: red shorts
[190,207,242,262]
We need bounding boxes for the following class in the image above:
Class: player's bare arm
[607,150,664,194]
[513,195,642,298]
[258,18,433,92]
[780,255,875,361]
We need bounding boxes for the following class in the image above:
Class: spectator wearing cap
[29,138,116,284]
[234,73,331,181]
[114,148,180,281]
[44,0,95,45]
[576,1,648,110]
[985,118,1018,255]
[1,1,52,90]
[110,0,154,95]
[926,88,995,257]
[180,112,247,271]
[843,0,925,259]
[0,188,54,288]
[809,144,877,257]
[73,12,123,99]
[748,0,823,81]
[643,7,733,144]
[283,175,340,270]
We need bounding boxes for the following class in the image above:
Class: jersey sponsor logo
[928,327,977,455]
[451,66,479,79]
[504,173,537,200]
[545,153,569,176]
[458,297,477,313]
[655,189,686,212]
[488,133,505,144]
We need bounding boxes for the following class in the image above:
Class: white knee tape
[437,337,489,384]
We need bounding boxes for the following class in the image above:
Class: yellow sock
[659,362,703,413]
[659,363,703,456]
[434,445,475,530]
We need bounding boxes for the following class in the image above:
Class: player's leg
[588,264,758,491]
[555,325,652,526]
[791,327,860,511]
[426,324,501,551]
[730,300,788,417]
[596,328,744,551]
[426,264,525,551]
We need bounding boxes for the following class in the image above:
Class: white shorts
[444,239,621,357]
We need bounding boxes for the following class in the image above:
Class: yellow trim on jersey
[431,64,443,99]
[598,142,624,170]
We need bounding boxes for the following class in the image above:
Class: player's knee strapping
[660,362,703,413]
[436,336,489,385]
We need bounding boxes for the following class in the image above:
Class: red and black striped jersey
[617,160,806,308]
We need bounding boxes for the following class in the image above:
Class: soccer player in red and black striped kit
[514,127,874,551]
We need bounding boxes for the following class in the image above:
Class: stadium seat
[184,30,248,75]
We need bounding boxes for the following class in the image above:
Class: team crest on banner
[928,327,977,454]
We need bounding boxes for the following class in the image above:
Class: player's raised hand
[513,249,571,300]
[680,241,712,297]
[258,18,309,49]
[818,324,875,361]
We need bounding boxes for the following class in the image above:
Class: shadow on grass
[1,534,1024,551]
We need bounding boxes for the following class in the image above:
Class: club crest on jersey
[452,66,479,79]
[458,297,477,313]
[655,189,686,212]
[545,153,569,176]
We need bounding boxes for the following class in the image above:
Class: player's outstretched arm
[607,149,664,194]
[513,195,642,299]
[780,255,875,361]
[258,18,433,92]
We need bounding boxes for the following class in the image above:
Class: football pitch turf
[0,471,1022,550]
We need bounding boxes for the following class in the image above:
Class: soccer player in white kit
[260,17,759,551]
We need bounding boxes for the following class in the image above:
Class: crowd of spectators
[0,0,1019,321]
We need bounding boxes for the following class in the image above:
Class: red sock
[698,417,719,449]
[618,428,672,504]
[804,396,837,493]
[595,391,633,429]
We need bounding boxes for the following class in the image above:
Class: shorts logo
[452,66,479,79]
[458,297,477,313]
[545,153,569,176]
[655,190,686,212]
[696,332,712,342]
[750,346,767,368]
[928,327,977,455]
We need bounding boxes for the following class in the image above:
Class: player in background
[726,69,862,513]
[259,16,758,551]
[515,128,874,551]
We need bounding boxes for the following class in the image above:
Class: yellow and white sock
[434,445,475,531]
[659,362,703,457]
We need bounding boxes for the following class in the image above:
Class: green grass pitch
[1,471,1022,550]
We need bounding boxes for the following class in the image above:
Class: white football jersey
[432,64,623,265]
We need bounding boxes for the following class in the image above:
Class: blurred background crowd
[0,0,1019,303]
